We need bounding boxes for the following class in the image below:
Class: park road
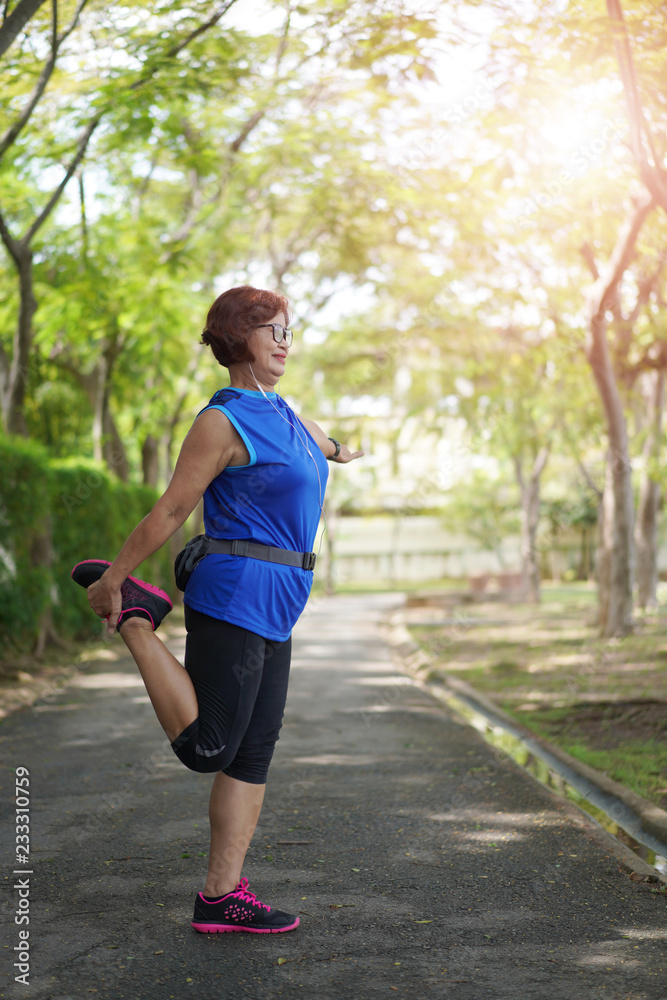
[1,592,665,1000]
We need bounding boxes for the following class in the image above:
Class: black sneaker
[71,559,173,631]
[191,878,300,934]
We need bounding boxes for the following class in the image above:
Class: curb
[384,610,667,884]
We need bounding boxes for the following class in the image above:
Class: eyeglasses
[255,323,293,348]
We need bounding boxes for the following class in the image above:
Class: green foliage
[0,437,171,651]
[50,459,171,637]
[0,436,52,648]
[442,469,520,566]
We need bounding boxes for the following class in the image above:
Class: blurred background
[2,0,667,654]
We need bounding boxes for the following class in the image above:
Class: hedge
[0,436,172,652]
[0,437,53,650]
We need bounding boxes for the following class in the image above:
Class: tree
[0,0,49,59]
[0,0,238,434]
[1,0,440,479]
[450,0,667,633]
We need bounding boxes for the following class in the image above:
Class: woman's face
[246,310,290,384]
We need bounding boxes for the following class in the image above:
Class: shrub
[51,460,171,638]
[0,437,53,650]
[0,437,171,651]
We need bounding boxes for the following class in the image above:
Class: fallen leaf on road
[277,958,287,965]
[414,919,433,923]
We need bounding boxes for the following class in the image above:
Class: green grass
[406,586,667,807]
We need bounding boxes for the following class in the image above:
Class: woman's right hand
[83,408,236,635]
[87,572,123,634]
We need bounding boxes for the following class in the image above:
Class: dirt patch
[525,699,667,748]
[406,584,667,807]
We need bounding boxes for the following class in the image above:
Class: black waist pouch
[174,534,210,591]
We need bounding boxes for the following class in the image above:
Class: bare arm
[296,413,364,464]
[87,409,242,631]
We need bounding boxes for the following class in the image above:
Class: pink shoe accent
[117,607,156,630]
[126,574,172,606]
[228,878,271,910]
[191,917,300,934]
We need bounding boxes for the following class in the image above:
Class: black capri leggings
[170,606,292,783]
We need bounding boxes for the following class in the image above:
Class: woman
[72,285,363,934]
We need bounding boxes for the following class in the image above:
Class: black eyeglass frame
[255,323,293,348]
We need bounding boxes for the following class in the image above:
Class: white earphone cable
[247,364,328,559]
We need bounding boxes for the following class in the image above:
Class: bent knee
[171,719,235,774]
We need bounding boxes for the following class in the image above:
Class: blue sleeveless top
[183,385,329,641]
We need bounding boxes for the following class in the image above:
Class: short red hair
[201,286,290,367]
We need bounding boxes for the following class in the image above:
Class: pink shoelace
[230,877,271,911]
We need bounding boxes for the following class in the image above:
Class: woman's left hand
[333,444,365,463]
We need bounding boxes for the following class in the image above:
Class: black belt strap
[207,537,317,571]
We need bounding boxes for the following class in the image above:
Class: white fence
[317,515,667,585]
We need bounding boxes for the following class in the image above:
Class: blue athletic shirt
[183,385,329,641]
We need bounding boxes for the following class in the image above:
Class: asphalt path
[1,593,665,1000]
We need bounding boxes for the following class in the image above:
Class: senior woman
[71,285,362,934]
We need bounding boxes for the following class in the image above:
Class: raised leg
[204,773,266,897]
[120,618,198,742]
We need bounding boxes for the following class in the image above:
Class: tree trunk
[634,367,664,609]
[72,359,107,463]
[583,193,652,636]
[31,513,66,654]
[102,394,130,481]
[2,244,35,435]
[514,447,550,603]
[589,319,635,637]
[142,434,159,488]
[596,449,636,636]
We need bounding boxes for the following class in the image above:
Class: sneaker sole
[191,917,300,934]
[71,560,173,607]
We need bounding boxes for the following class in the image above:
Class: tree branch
[0,0,89,161]
[626,261,664,325]
[606,0,667,213]
[22,112,101,245]
[129,0,239,92]
[0,204,21,264]
[577,459,603,503]
[531,444,550,483]
[0,0,48,59]
[586,192,654,324]
[579,241,599,280]
[626,342,667,377]
[12,0,238,247]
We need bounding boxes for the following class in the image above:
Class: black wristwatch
[327,437,341,460]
